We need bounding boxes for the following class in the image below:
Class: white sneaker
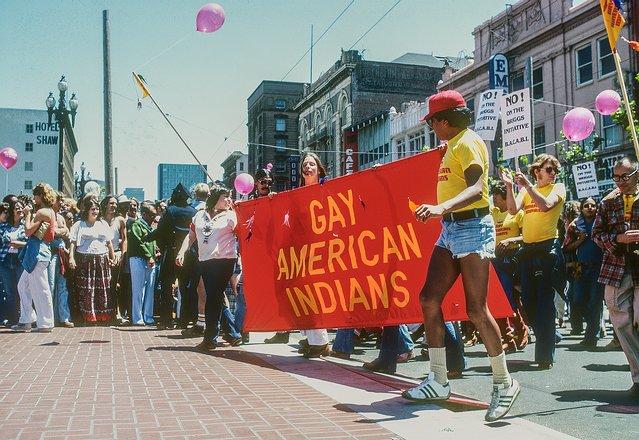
[402,372,451,401]
[485,378,520,422]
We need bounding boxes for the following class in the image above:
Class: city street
[0,324,636,439]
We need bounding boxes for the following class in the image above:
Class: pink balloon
[595,90,621,115]
[234,173,254,195]
[0,147,18,170]
[562,108,595,142]
[196,3,225,33]
[266,163,273,171]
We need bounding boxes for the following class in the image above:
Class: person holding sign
[402,90,520,423]
[500,154,565,370]
[592,156,639,398]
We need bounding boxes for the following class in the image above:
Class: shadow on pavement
[582,363,630,373]
[146,345,281,370]
[467,359,537,374]
[552,389,639,414]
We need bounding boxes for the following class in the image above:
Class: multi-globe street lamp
[45,75,78,191]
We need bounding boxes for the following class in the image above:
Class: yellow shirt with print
[491,207,523,248]
[436,129,490,212]
[519,183,566,243]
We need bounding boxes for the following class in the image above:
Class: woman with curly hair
[12,183,57,332]
[69,195,116,324]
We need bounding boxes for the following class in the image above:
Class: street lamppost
[46,75,78,192]
[74,161,87,198]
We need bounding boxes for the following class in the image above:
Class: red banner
[236,149,512,331]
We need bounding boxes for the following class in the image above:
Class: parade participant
[100,195,128,324]
[146,183,197,329]
[69,195,116,325]
[250,168,276,199]
[12,183,57,333]
[402,90,519,422]
[0,199,26,327]
[48,192,72,328]
[176,186,241,351]
[592,156,639,397]
[500,154,565,370]
[490,182,528,352]
[296,152,331,358]
[128,201,157,326]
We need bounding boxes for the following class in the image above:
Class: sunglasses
[582,204,596,208]
[543,166,558,174]
[612,168,638,182]
[258,179,273,186]
[425,118,433,128]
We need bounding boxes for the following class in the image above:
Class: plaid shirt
[0,222,25,262]
[592,191,639,287]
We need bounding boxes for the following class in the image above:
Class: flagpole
[612,50,639,158]
[132,72,215,184]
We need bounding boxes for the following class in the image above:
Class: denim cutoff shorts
[435,214,496,259]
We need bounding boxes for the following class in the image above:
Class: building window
[25,124,33,134]
[510,72,524,92]
[597,38,615,78]
[275,118,286,132]
[275,99,286,109]
[532,67,543,99]
[25,161,33,172]
[601,114,621,149]
[275,138,287,152]
[466,98,475,126]
[239,162,244,171]
[396,138,406,158]
[24,180,32,190]
[408,131,425,154]
[576,44,593,86]
[533,125,546,157]
[25,142,33,152]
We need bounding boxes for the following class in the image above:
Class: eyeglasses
[258,179,272,186]
[612,168,638,182]
[544,166,558,174]
[425,118,433,128]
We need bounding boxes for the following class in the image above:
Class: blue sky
[1,0,510,197]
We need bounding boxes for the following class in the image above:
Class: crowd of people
[1,91,638,423]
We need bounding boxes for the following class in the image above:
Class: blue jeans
[220,305,242,340]
[375,325,417,372]
[519,240,560,364]
[47,251,71,323]
[444,321,466,372]
[332,328,355,354]
[0,254,23,325]
[234,292,246,333]
[130,257,156,325]
[199,258,236,343]
[572,265,604,344]
[491,256,517,310]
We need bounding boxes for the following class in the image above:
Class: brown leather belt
[442,206,490,222]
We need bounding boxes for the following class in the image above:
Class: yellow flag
[132,72,150,99]
[600,0,625,51]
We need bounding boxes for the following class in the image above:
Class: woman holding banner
[500,154,565,370]
[296,152,331,358]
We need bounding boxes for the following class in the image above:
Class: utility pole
[103,10,114,194]
[114,167,119,195]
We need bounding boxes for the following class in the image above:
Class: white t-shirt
[7,226,23,254]
[191,210,237,261]
[69,220,114,255]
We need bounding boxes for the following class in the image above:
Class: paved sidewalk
[0,326,579,440]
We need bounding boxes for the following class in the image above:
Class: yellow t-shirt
[623,194,637,222]
[436,129,490,212]
[519,182,566,243]
[491,207,523,247]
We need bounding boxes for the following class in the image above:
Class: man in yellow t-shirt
[402,90,519,423]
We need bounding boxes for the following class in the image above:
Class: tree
[611,73,639,144]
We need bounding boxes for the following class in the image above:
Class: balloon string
[136,32,192,71]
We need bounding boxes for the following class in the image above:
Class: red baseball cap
[420,90,466,121]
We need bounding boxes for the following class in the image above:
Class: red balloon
[196,3,225,33]
[0,147,18,170]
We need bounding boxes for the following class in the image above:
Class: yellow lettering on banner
[277,249,289,280]
[327,197,347,231]
[349,278,371,311]
[391,271,410,308]
[310,200,326,234]
[347,235,359,269]
[367,273,389,309]
[397,223,422,259]
[285,288,301,317]
[314,282,337,313]
[327,238,347,273]
[357,231,379,266]
[382,227,404,263]
[335,279,348,311]
[289,245,308,279]
[294,285,319,315]
[308,242,326,276]
[337,190,356,226]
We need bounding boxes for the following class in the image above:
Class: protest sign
[500,89,532,160]
[572,161,600,198]
[475,89,503,141]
